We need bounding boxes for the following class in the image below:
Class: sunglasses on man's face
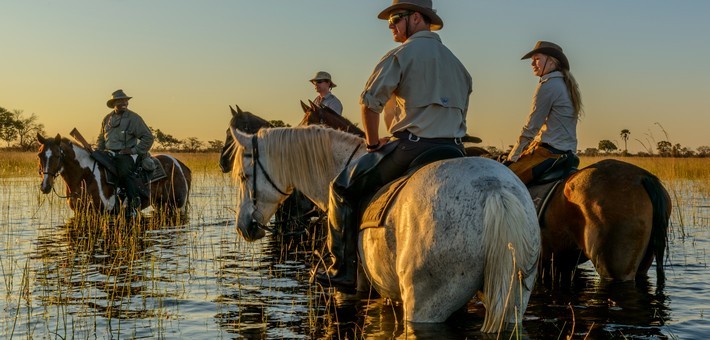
[388,11,414,25]
[315,80,329,84]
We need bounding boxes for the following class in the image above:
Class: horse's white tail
[480,188,540,333]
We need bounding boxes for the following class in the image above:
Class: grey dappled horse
[227,125,540,333]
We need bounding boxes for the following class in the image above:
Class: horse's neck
[287,131,364,210]
[61,143,102,188]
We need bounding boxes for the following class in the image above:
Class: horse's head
[298,100,366,137]
[36,132,66,194]
[219,105,273,173]
[228,126,291,242]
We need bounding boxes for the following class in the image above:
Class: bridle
[244,135,290,233]
[242,133,361,234]
[40,146,65,178]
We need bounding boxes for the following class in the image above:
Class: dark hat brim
[377,4,443,31]
[106,97,132,108]
[521,47,570,70]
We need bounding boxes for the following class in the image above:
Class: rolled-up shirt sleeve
[360,53,401,113]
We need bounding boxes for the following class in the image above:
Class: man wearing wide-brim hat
[312,0,472,292]
[97,89,154,217]
[309,71,343,115]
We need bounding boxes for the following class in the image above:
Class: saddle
[360,145,465,230]
[527,153,580,223]
[104,155,168,199]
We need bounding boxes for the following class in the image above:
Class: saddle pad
[360,175,412,230]
[527,179,563,221]
[146,157,167,183]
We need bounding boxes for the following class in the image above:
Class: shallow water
[1,174,708,339]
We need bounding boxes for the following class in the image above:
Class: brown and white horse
[37,133,191,214]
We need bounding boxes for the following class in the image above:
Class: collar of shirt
[539,70,564,83]
[404,30,441,44]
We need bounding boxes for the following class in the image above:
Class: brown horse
[298,100,365,137]
[220,105,273,172]
[37,133,192,214]
[538,159,671,285]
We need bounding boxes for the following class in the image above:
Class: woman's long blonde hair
[550,56,583,117]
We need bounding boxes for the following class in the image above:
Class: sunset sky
[2,1,708,153]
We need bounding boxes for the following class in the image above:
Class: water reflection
[526,267,669,339]
[30,215,192,334]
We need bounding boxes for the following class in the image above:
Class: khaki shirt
[360,31,472,138]
[509,71,578,161]
[97,109,154,156]
[314,92,343,115]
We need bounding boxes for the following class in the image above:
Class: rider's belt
[393,130,462,145]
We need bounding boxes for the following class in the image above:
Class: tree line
[0,106,290,152]
[2,106,706,156]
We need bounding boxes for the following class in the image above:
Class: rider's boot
[312,190,357,293]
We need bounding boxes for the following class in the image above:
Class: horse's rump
[543,159,670,282]
[361,157,540,330]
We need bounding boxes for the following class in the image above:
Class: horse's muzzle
[40,178,53,194]
[237,220,267,241]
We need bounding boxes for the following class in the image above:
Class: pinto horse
[537,159,671,285]
[37,133,191,214]
[227,125,541,333]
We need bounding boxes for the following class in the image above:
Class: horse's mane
[235,125,362,194]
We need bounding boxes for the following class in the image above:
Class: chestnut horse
[37,133,191,214]
[538,159,671,285]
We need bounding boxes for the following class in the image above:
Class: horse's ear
[300,100,309,113]
[37,132,46,144]
[308,99,317,110]
[236,105,243,114]
[230,105,237,117]
[55,133,62,141]
[229,126,252,148]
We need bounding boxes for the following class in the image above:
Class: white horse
[228,125,540,333]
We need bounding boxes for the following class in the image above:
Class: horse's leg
[541,184,588,283]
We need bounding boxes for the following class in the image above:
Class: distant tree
[14,110,45,150]
[697,146,710,157]
[656,140,672,156]
[598,140,618,153]
[269,120,290,127]
[620,129,630,155]
[0,107,20,147]
[582,147,599,156]
[152,128,181,150]
[207,139,224,152]
[182,137,203,152]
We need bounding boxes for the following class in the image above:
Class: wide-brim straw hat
[377,0,443,31]
[309,71,337,88]
[521,41,570,70]
[106,89,132,108]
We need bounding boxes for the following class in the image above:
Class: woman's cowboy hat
[309,71,337,88]
[377,0,443,31]
[106,89,132,108]
[521,41,570,70]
